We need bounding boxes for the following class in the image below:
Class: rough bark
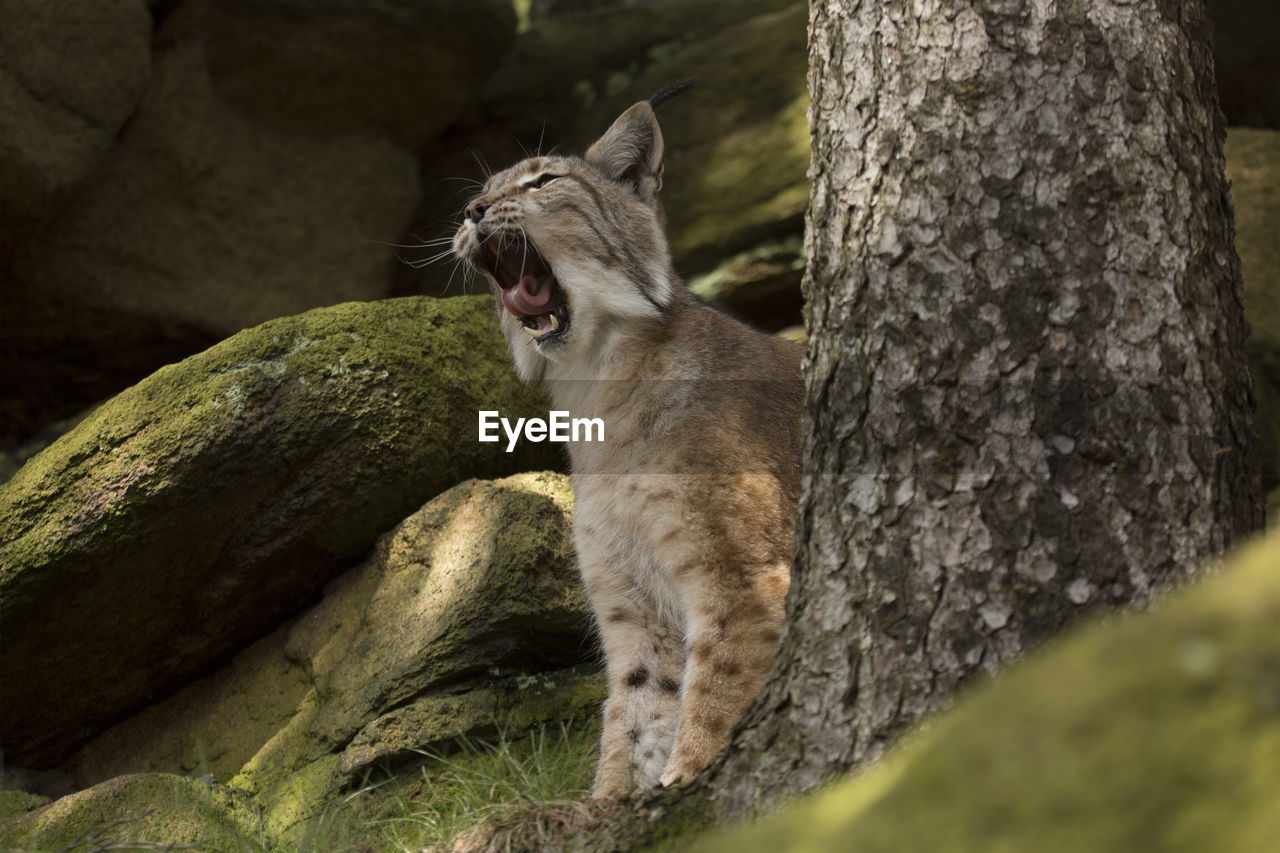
[488,0,1263,848]
[706,0,1262,820]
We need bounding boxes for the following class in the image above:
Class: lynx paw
[658,762,695,788]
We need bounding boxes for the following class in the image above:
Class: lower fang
[522,325,542,339]
[549,313,560,331]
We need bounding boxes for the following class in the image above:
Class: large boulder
[12,36,420,339]
[1,0,516,448]
[57,473,601,843]
[0,0,151,219]
[156,0,515,146]
[0,774,268,853]
[1,39,418,445]
[688,530,1280,853]
[688,238,807,333]
[0,295,558,770]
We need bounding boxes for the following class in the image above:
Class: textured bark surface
[477,1,1263,848]
[706,0,1263,820]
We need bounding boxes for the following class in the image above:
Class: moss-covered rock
[13,35,420,338]
[399,0,809,298]
[0,406,99,487]
[339,664,606,782]
[598,2,809,274]
[0,774,268,853]
[157,0,515,147]
[687,530,1280,853]
[0,296,558,770]
[1225,127,1280,497]
[0,791,48,822]
[262,666,606,844]
[3,0,517,447]
[57,613,317,789]
[688,237,807,332]
[58,472,599,845]
[505,0,811,275]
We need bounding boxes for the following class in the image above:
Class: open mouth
[481,234,571,344]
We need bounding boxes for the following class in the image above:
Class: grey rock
[0,296,558,770]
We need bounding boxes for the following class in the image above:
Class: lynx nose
[464,195,491,223]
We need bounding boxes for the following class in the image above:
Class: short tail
[648,79,698,109]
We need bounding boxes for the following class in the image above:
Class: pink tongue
[500,274,554,316]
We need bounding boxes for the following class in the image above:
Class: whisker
[518,224,530,282]
[468,150,493,180]
[428,247,462,264]
[442,176,487,201]
[393,250,421,269]
[396,246,459,269]
[368,236,457,251]
[444,257,468,295]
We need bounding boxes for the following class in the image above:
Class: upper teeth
[549,314,560,331]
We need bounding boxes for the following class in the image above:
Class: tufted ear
[585,101,665,208]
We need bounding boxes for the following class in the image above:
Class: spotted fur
[453,95,801,797]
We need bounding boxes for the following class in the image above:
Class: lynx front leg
[588,586,686,799]
[659,565,788,787]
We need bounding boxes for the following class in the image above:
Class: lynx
[452,84,802,797]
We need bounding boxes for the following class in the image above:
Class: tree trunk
[486,0,1262,848]
[706,0,1262,819]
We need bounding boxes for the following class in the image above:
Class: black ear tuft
[648,79,697,109]
[585,102,666,207]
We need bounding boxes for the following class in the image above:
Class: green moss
[62,470,590,848]
[120,472,590,847]
[464,1,808,279]
[1228,128,1280,351]
[512,0,532,32]
[0,775,268,853]
[227,690,327,803]
[1227,128,1280,495]
[0,791,49,821]
[482,0,797,125]
[575,2,811,273]
[64,621,316,787]
[688,532,1280,853]
[1,294,552,593]
[0,295,560,771]
[256,754,344,842]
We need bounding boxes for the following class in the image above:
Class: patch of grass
[299,718,599,852]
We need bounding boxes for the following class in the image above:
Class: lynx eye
[526,173,562,189]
